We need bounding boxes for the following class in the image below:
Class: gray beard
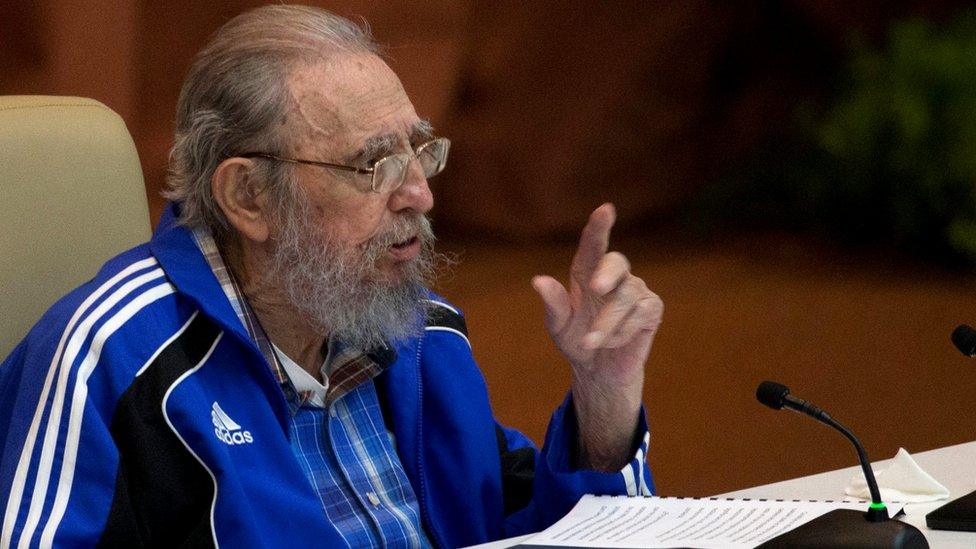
[268,207,437,352]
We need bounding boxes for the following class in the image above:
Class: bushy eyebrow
[410,119,434,142]
[353,134,398,164]
[348,119,436,164]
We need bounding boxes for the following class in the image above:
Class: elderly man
[0,5,663,548]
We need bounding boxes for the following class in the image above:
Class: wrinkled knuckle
[651,297,665,319]
[631,302,651,322]
[615,278,641,300]
[639,293,664,316]
[627,276,646,291]
[612,299,632,315]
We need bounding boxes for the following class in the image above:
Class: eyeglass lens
[373,138,450,192]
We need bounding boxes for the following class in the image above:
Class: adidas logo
[212,401,254,445]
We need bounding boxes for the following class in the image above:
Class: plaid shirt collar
[190,226,391,409]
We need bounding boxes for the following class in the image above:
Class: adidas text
[214,428,254,445]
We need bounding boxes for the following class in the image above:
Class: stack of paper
[518,495,874,548]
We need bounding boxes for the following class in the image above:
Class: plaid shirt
[192,228,429,548]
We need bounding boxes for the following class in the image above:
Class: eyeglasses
[239,137,450,194]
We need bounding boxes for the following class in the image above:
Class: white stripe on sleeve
[37,282,176,548]
[1,257,158,547]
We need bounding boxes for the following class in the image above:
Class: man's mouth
[388,236,421,261]
[391,236,417,249]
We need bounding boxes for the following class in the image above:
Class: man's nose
[389,157,433,214]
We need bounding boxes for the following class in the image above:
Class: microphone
[755,381,928,548]
[950,324,976,357]
[925,325,976,532]
[756,380,829,422]
[756,381,886,517]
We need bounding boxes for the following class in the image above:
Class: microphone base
[758,509,928,548]
[926,488,976,531]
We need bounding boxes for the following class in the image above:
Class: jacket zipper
[413,337,446,549]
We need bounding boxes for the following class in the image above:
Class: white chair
[0,96,150,357]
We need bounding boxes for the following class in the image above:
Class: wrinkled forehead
[283,52,420,158]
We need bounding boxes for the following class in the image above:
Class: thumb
[531,275,572,334]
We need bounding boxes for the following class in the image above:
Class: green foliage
[708,11,976,264]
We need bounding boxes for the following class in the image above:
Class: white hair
[163,4,380,238]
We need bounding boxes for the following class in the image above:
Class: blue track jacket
[1,206,653,547]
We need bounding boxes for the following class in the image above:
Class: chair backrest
[0,96,151,357]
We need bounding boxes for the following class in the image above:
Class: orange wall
[4,1,966,231]
[5,1,967,234]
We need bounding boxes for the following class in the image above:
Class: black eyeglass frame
[237,137,450,194]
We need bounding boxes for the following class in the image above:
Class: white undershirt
[272,343,330,408]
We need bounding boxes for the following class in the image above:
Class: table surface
[466,440,976,548]
[719,440,976,548]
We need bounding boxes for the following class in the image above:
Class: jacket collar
[149,203,253,344]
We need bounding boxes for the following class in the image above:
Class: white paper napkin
[845,447,950,502]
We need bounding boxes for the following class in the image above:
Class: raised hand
[532,203,664,470]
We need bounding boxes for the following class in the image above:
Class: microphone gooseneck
[755,381,888,522]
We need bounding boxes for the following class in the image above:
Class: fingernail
[585,331,604,348]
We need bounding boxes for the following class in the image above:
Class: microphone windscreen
[756,381,790,410]
[951,324,976,357]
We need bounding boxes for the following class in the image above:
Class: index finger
[570,203,616,283]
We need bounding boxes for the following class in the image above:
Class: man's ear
[211,157,270,243]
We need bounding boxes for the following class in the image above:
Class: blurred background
[4,0,976,497]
